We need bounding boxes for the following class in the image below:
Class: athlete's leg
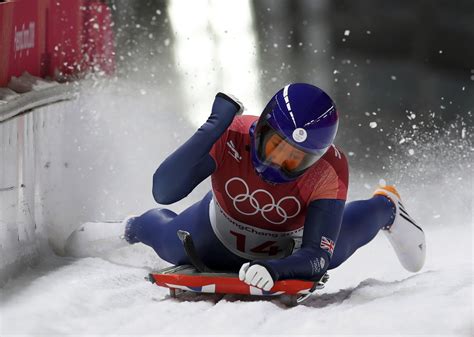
[329,195,395,269]
[126,191,247,271]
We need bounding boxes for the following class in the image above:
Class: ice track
[1,79,472,336]
[1,224,471,336]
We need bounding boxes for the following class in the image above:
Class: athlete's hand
[216,92,244,115]
[239,262,274,291]
[225,93,244,115]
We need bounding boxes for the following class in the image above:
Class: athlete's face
[264,133,306,172]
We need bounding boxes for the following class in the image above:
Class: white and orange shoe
[374,185,426,272]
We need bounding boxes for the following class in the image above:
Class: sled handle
[177,230,216,273]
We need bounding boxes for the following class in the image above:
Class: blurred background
[3,0,470,253]
[97,0,473,222]
[110,0,474,166]
[1,2,473,333]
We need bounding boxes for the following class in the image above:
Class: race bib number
[209,197,303,260]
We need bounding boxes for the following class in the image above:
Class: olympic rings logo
[224,177,301,225]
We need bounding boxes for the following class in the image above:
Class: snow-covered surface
[0,76,472,335]
[0,223,472,336]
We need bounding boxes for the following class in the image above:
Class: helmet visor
[255,120,326,177]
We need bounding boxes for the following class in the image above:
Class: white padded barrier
[0,84,77,286]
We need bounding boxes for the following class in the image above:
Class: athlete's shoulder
[301,145,348,201]
[323,144,348,164]
[228,114,258,133]
[321,144,349,184]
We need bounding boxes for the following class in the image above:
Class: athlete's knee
[141,208,177,223]
[127,208,177,245]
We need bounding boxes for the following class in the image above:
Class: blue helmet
[249,83,339,184]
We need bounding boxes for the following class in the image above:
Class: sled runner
[147,230,328,306]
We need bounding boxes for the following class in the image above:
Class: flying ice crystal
[369,122,377,128]
[390,75,397,80]
[408,149,415,156]
[344,30,350,36]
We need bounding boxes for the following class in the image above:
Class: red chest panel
[209,115,349,259]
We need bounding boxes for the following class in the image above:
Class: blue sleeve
[152,93,242,204]
[252,199,345,281]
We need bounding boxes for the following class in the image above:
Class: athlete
[123,83,426,290]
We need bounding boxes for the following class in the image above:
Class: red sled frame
[146,230,328,306]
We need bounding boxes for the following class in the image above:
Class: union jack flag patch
[320,236,335,257]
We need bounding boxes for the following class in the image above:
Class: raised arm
[152,93,242,204]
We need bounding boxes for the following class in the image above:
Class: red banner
[0,2,14,86]
[10,0,41,78]
[0,0,115,87]
[82,2,116,75]
[47,0,83,78]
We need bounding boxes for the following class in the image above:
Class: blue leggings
[128,192,393,271]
